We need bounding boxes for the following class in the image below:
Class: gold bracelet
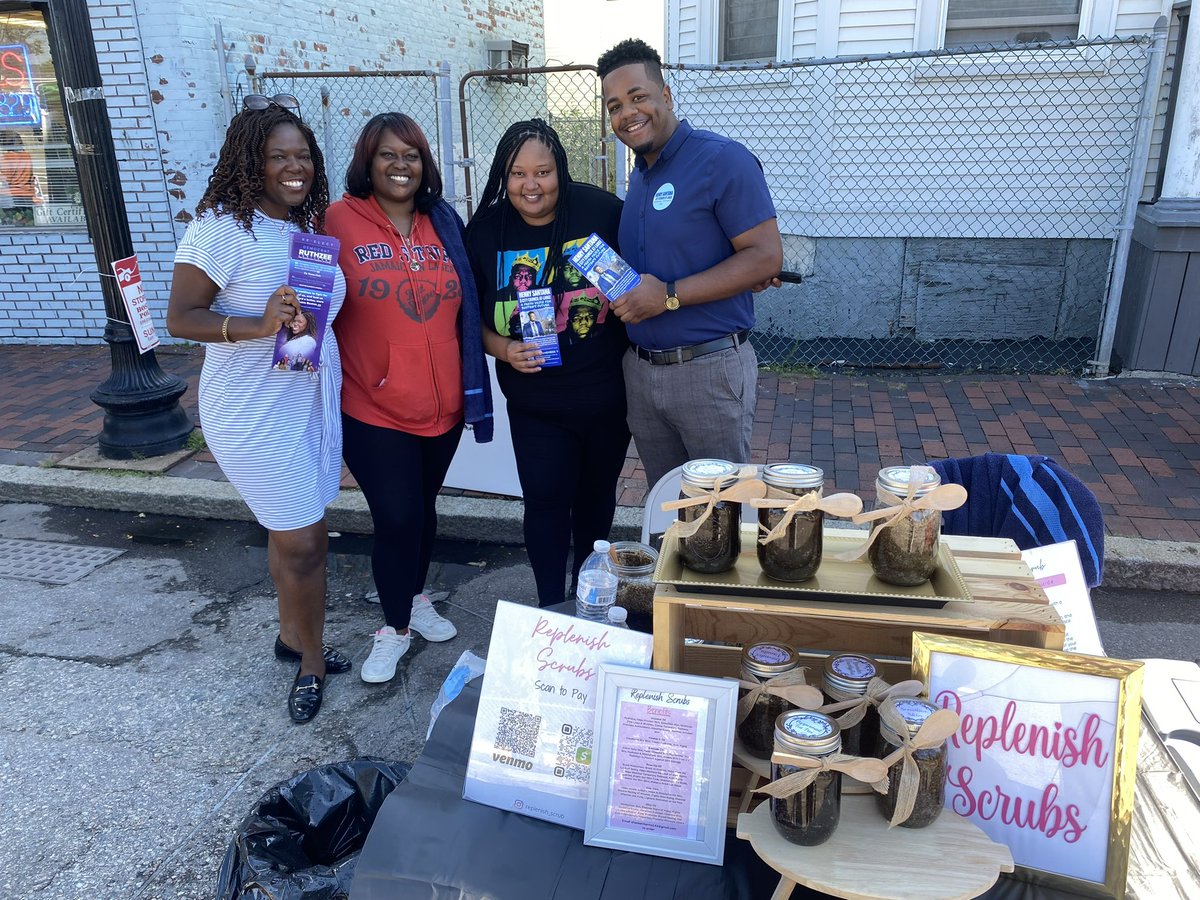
[221,315,234,344]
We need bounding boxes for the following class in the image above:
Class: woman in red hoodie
[326,113,492,685]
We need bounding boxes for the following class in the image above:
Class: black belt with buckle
[634,330,750,366]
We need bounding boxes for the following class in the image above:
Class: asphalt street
[1,501,1197,899]
[0,502,529,900]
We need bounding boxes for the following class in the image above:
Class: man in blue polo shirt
[597,38,782,489]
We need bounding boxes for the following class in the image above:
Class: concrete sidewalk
[2,343,1199,588]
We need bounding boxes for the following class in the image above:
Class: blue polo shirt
[619,119,776,351]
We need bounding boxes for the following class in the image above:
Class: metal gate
[458,65,611,217]
[260,69,444,199]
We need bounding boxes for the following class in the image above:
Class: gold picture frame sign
[911,633,1143,900]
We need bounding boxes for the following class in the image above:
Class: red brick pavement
[3,345,1198,542]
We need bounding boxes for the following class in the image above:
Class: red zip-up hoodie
[327,194,464,436]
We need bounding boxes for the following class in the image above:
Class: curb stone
[1,464,1195,591]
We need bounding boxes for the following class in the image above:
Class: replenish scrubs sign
[464,601,652,829]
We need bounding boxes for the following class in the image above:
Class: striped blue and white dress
[176,209,346,531]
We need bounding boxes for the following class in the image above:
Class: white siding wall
[838,0,918,55]
[660,0,1164,241]
[676,0,704,61]
[1115,0,1170,34]
[669,0,1174,63]
[665,45,1147,239]
[0,0,543,344]
[791,0,821,58]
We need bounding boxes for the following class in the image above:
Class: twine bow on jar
[878,702,961,827]
[660,468,766,541]
[819,676,924,730]
[737,668,824,726]
[837,466,967,561]
[754,750,890,799]
[750,489,863,546]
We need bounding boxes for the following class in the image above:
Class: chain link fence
[660,36,1158,374]
[266,36,1158,376]
[260,70,442,198]
[458,65,611,217]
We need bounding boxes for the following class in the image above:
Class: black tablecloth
[351,677,1095,900]
[351,678,781,899]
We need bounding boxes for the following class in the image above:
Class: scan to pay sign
[463,601,652,829]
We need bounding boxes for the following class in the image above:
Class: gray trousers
[622,340,758,490]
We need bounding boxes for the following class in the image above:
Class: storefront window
[1,8,85,229]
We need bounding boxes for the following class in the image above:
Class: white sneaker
[408,594,457,642]
[360,626,411,683]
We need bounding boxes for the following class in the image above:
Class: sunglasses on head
[242,93,302,117]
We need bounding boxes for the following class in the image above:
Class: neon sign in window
[0,44,42,128]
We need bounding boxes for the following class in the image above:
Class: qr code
[495,706,541,758]
[553,722,593,781]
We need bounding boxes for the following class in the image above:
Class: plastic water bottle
[576,540,618,621]
[606,606,630,629]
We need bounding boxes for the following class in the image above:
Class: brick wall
[0,0,544,344]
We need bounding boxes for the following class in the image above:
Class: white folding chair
[640,463,762,547]
[640,465,685,547]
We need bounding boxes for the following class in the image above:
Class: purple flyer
[272,232,340,373]
[607,699,701,839]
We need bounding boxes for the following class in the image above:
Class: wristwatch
[665,281,680,311]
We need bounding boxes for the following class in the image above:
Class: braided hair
[196,106,330,234]
[467,118,573,294]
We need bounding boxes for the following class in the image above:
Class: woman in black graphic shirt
[465,119,629,607]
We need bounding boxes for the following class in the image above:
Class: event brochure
[1021,540,1105,656]
[515,287,562,367]
[567,233,641,301]
[463,601,653,829]
[271,232,340,373]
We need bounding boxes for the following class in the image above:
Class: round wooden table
[737,797,1014,900]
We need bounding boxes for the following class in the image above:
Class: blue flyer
[567,233,641,301]
[516,287,563,367]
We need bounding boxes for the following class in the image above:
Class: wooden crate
[652,532,1063,681]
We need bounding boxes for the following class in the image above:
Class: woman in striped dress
[166,99,349,723]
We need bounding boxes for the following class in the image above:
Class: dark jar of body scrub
[677,459,742,574]
[821,653,881,759]
[737,641,802,759]
[876,697,947,828]
[609,541,658,632]
[757,463,825,582]
[770,710,843,846]
[867,466,943,586]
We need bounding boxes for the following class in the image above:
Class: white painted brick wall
[1,0,544,345]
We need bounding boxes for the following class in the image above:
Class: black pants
[507,403,631,606]
[341,413,464,630]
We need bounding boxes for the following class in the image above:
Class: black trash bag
[215,757,410,900]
